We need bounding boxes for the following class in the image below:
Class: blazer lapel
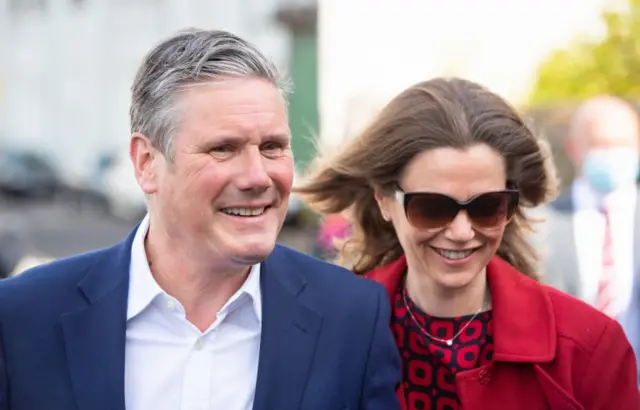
[252,246,323,410]
[60,231,135,410]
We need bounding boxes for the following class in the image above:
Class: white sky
[318,0,613,145]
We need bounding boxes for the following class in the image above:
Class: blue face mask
[582,148,639,194]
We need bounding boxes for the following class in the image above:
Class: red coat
[365,255,640,410]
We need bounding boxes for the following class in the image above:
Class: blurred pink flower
[317,214,351,252]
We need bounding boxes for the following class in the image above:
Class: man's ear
[130,132,160,195]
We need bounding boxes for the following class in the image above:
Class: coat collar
[365,255,556,363]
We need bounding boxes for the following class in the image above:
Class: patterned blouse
[392,286,494,410]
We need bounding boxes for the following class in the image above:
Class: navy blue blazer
[0,228,401,410]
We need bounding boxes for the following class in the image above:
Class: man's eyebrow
[208,135,247,145]
[204,133,290,145]
[263,134,291,142]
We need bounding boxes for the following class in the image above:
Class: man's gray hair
[130,28,291,160]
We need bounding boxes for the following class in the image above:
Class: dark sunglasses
[395,185,519,231]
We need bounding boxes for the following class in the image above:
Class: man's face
[570,102,640,165]
[138,77,293,271]
[568,102,640,193]
[581,122,639,157]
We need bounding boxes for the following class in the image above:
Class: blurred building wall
[0,0,293,183]
[276,2,318,173]
[317,0,613,148]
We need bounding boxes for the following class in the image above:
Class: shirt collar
[220,262,262,323]
[127,214,163,321]
[127,214,262,323]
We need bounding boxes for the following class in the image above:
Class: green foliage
[529,0,640,105]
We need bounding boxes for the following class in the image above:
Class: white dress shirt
[572,178,637,316]
[124,215,262,410]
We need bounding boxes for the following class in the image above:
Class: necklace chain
[401,287,488,347]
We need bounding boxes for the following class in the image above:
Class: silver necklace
[401,287,488,347]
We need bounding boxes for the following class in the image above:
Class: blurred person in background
[0,29,401,410]
[297,78,640,409]
[536,95,640,380]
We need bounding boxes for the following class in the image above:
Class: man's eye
[262,142,284,151]
[210,145,235,153]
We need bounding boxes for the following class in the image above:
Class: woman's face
[376,143,511,291]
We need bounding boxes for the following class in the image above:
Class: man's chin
[228,239,277,266]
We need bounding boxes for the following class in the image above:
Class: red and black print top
[392,286,494,410]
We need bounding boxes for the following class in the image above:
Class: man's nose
[236,148,272,192]
[443,210,476,242]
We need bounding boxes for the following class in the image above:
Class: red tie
[597,207,616,317]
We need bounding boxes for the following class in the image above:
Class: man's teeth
[222,207,266,217]
[434,248,475,260]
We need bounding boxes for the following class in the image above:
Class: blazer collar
[60,226,137,410]
[365,255,556,363]
[77,223,138,303]
[251,245,323,410]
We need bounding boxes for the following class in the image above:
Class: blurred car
[0,229,26,279]
[59,151,145,224]
[284,193,309,227]
[0,146,61,199]
[96,154,146,223]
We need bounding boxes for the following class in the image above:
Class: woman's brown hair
[296,77,559,279]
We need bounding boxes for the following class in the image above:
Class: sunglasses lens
[466,191,517,229]
[402,190,518,231]
[404,193,459,230]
